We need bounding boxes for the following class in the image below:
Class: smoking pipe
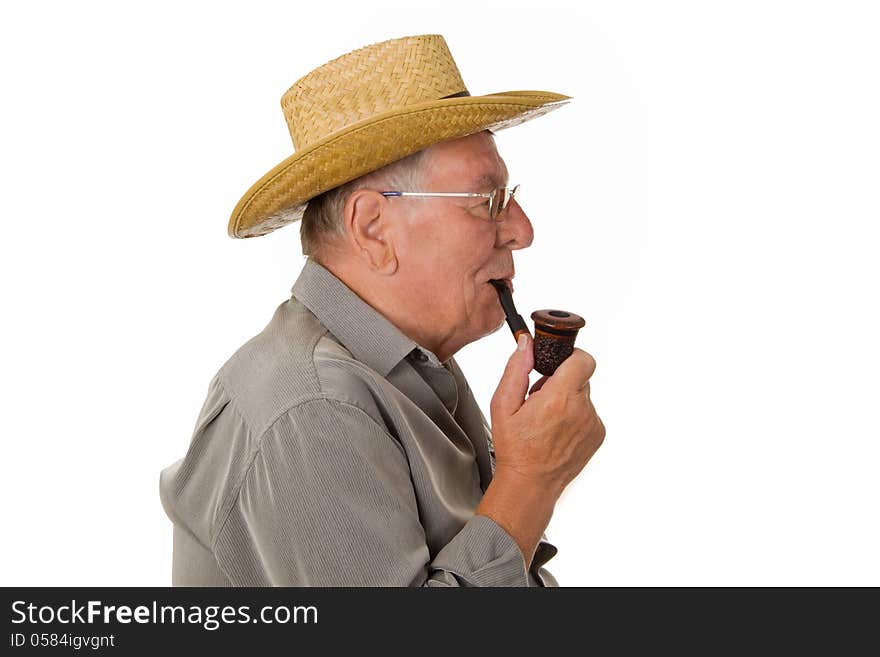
[489,280,585,377]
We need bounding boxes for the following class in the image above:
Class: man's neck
[313,256,458,363]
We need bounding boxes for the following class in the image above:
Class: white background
[2,1,878,586]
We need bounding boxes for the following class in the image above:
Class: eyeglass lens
[490,186,518,219]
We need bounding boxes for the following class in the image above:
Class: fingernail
[517,334,529,352]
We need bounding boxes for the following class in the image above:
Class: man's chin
[461,300,507,344]
[479,309,508,339]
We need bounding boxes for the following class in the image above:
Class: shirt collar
[291,258,442,377]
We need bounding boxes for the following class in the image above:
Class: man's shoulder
[216,296,390,436]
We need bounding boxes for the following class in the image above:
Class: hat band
[442,90,471,98]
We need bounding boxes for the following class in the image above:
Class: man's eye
[467,204,491,219]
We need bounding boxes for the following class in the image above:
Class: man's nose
[494,199,534,250]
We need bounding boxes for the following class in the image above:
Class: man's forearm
[475,467,559,568]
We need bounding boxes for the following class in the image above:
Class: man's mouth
[488,277,514,293]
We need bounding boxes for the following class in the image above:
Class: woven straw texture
[228,35,570,238]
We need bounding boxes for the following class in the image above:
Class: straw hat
[228,34,571,239]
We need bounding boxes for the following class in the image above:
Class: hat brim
[228,90,571,238]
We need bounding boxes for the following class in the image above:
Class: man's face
[390,131,534,358]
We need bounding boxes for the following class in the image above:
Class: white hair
[297,148,430,257]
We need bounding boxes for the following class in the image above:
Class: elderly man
[159,35,605,586]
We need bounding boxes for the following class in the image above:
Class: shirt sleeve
[212,397,535,586]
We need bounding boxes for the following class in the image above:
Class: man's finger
[490,333,534,418]
[529,375,549,395]
[540,349,596,394]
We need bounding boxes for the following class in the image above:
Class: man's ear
[343,189,398,274]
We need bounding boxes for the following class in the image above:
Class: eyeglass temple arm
[380,192,487,198]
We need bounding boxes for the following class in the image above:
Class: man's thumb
[490,333,534,419]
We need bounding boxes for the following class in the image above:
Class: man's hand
[490,333,605,497]
[475,333,605,566]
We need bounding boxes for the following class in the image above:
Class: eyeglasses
[380,184,520,221]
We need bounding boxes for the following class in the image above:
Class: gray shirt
[159,257,558,586]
